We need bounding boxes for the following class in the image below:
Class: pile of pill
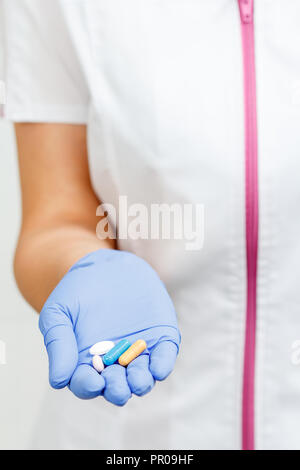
[89,339,147,373]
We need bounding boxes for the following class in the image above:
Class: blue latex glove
[39,249,180,406]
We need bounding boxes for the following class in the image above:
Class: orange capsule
[118,339,147,366]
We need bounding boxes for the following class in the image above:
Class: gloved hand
[39,249,180,406]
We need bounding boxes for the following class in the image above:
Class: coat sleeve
[1,0,89,123]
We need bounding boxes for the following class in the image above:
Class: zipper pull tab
[238,0,254,24]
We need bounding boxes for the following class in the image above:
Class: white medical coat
[2,0,300,450]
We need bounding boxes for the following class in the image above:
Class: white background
[0,46,48,449]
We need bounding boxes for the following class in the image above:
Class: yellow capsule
[118,339,147,366]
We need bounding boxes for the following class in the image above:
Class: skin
[14,123,114,312]
[13,122,178,406]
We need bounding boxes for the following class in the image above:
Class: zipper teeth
[238,0,258,451]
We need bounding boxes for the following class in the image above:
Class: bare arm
[14,123,115,312]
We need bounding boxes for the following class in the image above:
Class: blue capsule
[102,339,131,366]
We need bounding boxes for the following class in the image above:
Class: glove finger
[69,364,105,399]
[101,364,132,406]
[126,354,155,396]
[149,341,178,381]
[41,321,78,389]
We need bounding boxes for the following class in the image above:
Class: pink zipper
[238,0,258,451]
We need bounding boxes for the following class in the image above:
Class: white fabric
[2,0,300,450]
[2,0,89,122]
[0,1,4,79]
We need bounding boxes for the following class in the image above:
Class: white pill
[92,355,104,373]
[89,341,115,356]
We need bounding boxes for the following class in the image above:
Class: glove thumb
[39,304,78,389]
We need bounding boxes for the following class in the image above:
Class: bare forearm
[14,224,114,312]
[13,123,113,312]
